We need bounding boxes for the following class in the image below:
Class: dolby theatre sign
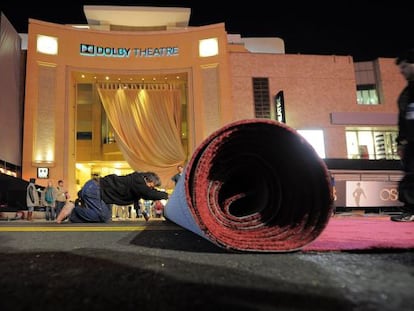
[80,44,179,58]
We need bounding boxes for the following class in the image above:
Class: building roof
[83,5,191,30]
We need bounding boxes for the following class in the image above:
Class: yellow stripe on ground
[0,226,183,232]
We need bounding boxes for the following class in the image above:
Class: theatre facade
[21,6,405,199]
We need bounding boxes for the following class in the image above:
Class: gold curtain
[97,83,186,189]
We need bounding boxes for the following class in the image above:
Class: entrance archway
[73,70,189,190]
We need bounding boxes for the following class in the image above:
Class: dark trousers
[399,142,414,210]
[45,206,56,220]
[69,179,111,223]
[401,142,414,173]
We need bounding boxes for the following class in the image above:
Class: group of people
[26,178,68,221]
[55,171,169,224]
[112,198,165,220]
[26,163,185,224]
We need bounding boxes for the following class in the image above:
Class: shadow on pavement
[0,250,354,311]
[131,227,228,253]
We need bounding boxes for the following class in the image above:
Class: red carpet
[165,119,334,252]
[302,215,414,252]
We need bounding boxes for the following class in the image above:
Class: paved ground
[0,216,413,311]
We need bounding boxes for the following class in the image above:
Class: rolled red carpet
[164,119,334,252]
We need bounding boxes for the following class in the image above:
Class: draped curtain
[97,83,186,189]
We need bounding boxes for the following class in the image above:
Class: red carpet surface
[165,119,334,252]
[303,215,414,252]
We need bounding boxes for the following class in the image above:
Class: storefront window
[346,129,398,159]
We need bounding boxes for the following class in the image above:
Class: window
[297,130,326,158]
[354,61,380,105]
[102,110,115,144]
[252,77,270,118]
[346,129,398,159]
[356,84,379,105]
[76,84,93,141]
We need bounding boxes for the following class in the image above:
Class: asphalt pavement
[0,218,413,311]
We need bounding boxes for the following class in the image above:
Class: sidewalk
[0,210,166,223]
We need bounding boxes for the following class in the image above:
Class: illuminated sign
[345,181,403,207]
[274,91,285,123]
[37,167,49,179]
[80,44,179,58]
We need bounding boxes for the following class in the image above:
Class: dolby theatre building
[21,6,404,200]
[23,6,236,194]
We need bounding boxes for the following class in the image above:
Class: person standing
[44,180,58,221]
[56,171,169,224]
[171,165,184,186]
[140,199,152,221]
[153,200,165,218]
[133,200,142,219]
[26,178,40,221]
[391,48,414,222]
[55,180,68,218]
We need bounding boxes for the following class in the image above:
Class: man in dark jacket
[171,164,184,186]
[391,48,414,222]
[56,172,168,223]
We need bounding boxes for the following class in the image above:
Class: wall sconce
[199,38,219,57]
[37,35,58,55]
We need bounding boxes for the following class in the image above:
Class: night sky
[0,0,411,61]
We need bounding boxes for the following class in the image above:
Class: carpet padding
[165,119,334,252]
